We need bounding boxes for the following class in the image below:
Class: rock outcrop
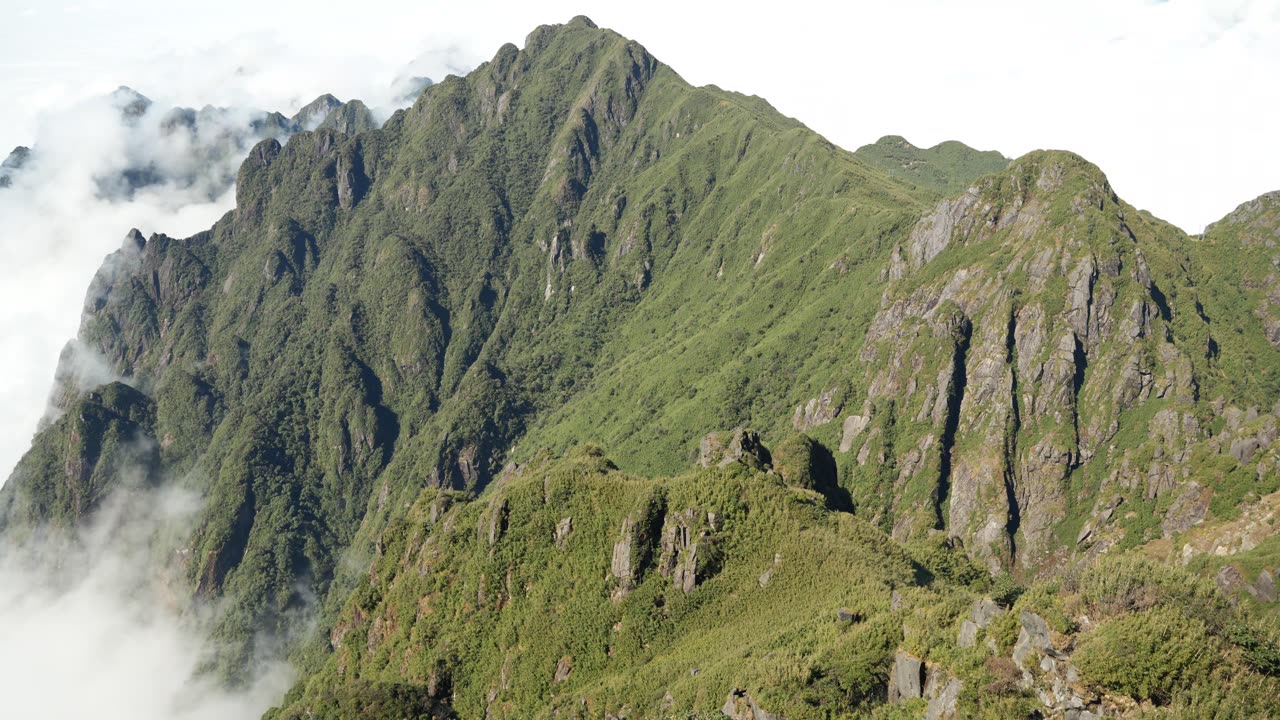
[698,429,771,470]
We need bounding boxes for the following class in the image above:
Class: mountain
[292,93,346,130]
[0,145,29,187]
[853,135,1009,195]
[4,15,1280,719]
[0,87,370,199]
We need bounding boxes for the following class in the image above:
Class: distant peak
[391,75,434,104]
[316,99,377,136]
[292,94,345,129]
[874,134,917,150]
[109,86,152,119]
[569,15,598,28]
[123,228,146,252]
[854,134,1009,195]
[2,146,29,169]
[1204,189,1280,241]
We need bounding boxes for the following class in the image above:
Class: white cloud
[0,488,294,720]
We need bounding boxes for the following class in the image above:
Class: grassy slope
[852,135,1010,196]
[268,450,1280,720]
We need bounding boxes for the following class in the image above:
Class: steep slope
[853,135,1009,196]
[6,15,931,676]
[4,14,1280,719]
[266,448,1280,720]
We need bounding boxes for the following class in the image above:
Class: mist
[0,43,470,486]
[0,488,294,719]
[0,35,473,720]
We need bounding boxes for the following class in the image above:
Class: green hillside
[4,15,1280,719]
[852,135,1009,195]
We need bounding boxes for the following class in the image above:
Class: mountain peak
[524,15,628,56]
[1204,189,1280,245]
[854,134,1008,195]
[291,93,344,130]
[108,86,152,120]
[9,17,1280,720]
[316,99,376,135]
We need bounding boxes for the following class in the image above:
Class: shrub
[1074,607,1217,704]
[1067,555,1226,624]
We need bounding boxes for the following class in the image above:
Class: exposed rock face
[609,494,665,599]
[887,650,924,702]
[839,414,870,453]
[610,517,639,592]
[1011,611,1105,718]
[486,497,508,546]
[1252,568,1278,603]
[1162,481,1211,538]
[1217,565,1247,596]
[758,552,781,587]
[887,189,982,280]
[698,429,771,469]
[887,653,964,719]
[923,667,962,720]
[792,387,840,431]
[657,508,720,593]
[848,151,1235,572]
[554,516,573,547]
[553,656,572,683]
[958,596,1004,648]
[1179,488,1280,562]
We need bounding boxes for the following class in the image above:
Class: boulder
[835,608,862,624]
[1217,565,1247,596]
[888,650,924,702]
[553,656,571,683]
[555,516,573,547]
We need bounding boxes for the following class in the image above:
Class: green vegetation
[1074,608,1216,702]
[3,14,1280,720]
[852,135,1009,196]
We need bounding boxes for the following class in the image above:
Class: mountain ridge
[4,15,1280,720]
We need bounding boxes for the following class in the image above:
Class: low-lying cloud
[0,488,294,720]
[0,37,474,720]
[0,42,472,486]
